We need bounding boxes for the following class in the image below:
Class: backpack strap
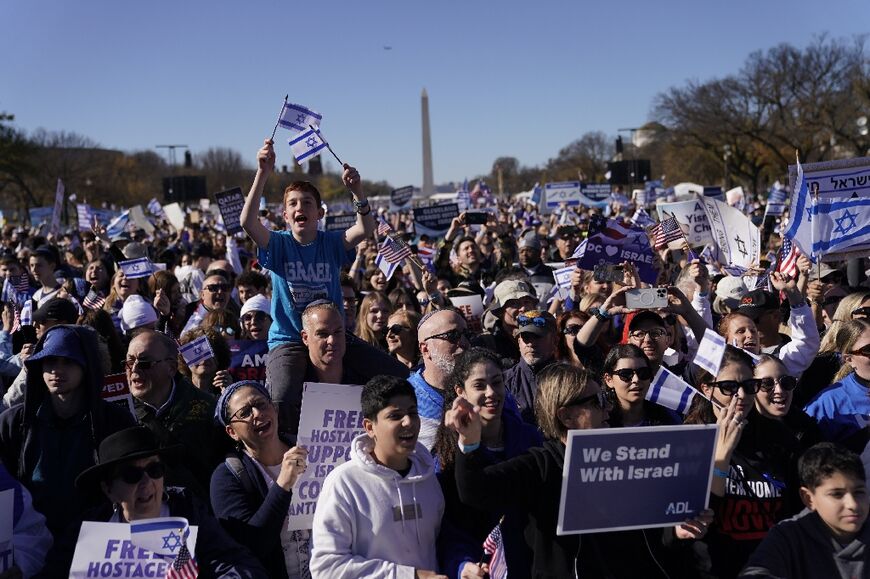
[224,452,256,495]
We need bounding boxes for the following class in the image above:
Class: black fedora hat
[75,427,181,490]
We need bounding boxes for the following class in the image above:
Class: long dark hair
[684,345,755,425]
[433,348,503,470]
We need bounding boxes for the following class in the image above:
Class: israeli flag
[552,265,574,300]
[118,258,153,279]
[375,252,400,281]
[105,209,130,239]
[147,198,165,218]
[570,239,587,260]
[531,182,542,204]
[646,367,697,415]
[130,517,192,559]
[693,329,726,377]
[289,127,328,164]
[180,335,215,367]
[279,102,322,133]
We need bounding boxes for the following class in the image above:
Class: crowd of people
[0,137,868,578]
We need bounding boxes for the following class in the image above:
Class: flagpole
[269,95,289,142]
[308,124,344,166]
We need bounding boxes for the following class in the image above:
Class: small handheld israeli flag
[147,198,165,218]
[130,516,192,558]
[375,251,400,281]
[279,102,322,133]
[646,367,697,415]
[105,209,130,239]
[552,265,574,299]
[180,335,214,367]
[118,258,153,279]
[289,127,329,164]
[694,329,727,377]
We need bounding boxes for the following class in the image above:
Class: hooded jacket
[0,325,135,535]
[310,434,445,579]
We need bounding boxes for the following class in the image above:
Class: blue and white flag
[693,329,727,377]
[76,204,92,232]
[764,186,788,218]
[49,178,64,236]
[552,265,574,299]
[785,156,870,261]
[456,179,471,211]
[646,367,697,415]
[118,258,153,279]
[531,182,542,204]
[147,198,165,218]
[289,127,328,164]
[630,207,656,228]
[130,517,193,559]
[278,102,322,133]
[105,209,130,239]
[375,251,400,281]
[570,239,587,260]
[180,335,214,367]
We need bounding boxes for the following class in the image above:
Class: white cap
[119,295,158,334]
[240,294,271,318]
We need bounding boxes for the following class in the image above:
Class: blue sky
[2,0,867,189]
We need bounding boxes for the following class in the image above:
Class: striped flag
[631,207,656,228]
[377,217,392,237]
[147,198,165,218]
[416,245,436,271]
[482,521,507,579]
[646,367,697,415]
[375,251,400,280]
[288,127,328,164]
[377,237,412,265]
[82,289,107,311]
[106,210,131,239]
[168,542,199,579]
[777,237,799,278]
[649,215,685,250]
[278,102,322,133]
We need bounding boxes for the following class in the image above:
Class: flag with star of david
[785,155,870,261]
[278,102,322,133]
[129,517,195,558]
[289,127,328,164]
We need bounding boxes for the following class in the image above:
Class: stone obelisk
[421,88,435,196]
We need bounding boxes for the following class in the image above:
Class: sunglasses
[609,367,654,382]
[565,390,609,410]
[708,379,762,396]
[230,397,273,422]
[562,324,583,336]
[205,284,230,293]
[386,324,411,335]
[242,311,269,323]
[758,376,797,393]
[424,329,473,345]
[124,357,173,371]
[851,307,870,318]
[116,461,165,485]
[849,345,870,357]
[517,314,548,328]
[628,328,668,341]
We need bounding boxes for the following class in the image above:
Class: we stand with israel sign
[557,425,717,535]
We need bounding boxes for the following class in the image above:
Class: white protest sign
[725,186,746,211]
[289,383,366,531]
[0,489,13,572]
[701,197,760,269]
[449,294,485,333]
[129,205,155,236]
[656,199,713,246]
[672,182,704,200]
[50,178,65,236]
[70,521,198,579]
[544,181,581,211]
[162,203,186,231]
[693,329,727,377]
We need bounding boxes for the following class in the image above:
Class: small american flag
[167,542,198,578]
[9,273,30,294]
[378,237,412,264]
[82,289,107,311]
[650,215,685,250]
[377,217,392,237]
[482,520,507,579]
[416,245,436,271]
[777,237,799,279]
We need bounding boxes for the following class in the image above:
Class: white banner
[701,197,760,268]
[656,199,713,246]
[449,294,484,334]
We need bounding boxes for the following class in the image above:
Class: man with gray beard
[408,309,471,450]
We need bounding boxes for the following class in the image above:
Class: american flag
[378,237,412,265]
[167,543,199,579]
[416,245,437,271]
[82,289,107,311]
[8,273,31,295]
[377,217,392,237]
[650,215,685,250]
[482,521,507,579]
[777,237,799,278]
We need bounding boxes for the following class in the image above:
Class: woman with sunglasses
[385,309,421,370]
[355,291,392,350]
[805,319,870,451]
[684,346,801,578]
[753,355,822,451]
[40,426,266,576]
[555,311,588,367]
[239,294,273,341]
[602,344,678,427]
[211,381,311,578]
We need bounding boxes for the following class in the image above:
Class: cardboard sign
[413,203,460,238]
[289,383,366,531]
[129,205,155,236]
[0,489,13,572]
[102,374,136,417]
[558,425,717,535]
[324,213,358,232]
[390,186,414,213]
[162,203,186,231]
[228,339,268,384]
[581,183,612,201]
[69,521,198,579]
[656,200,713,246]
[214,187,245,235]
[449,294,484,333]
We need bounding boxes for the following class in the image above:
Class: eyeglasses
[565,390,609,410]
[230,397,273,422]
[517,314,549,328]
[708,379,762,396]
[242,312,269,323]
[758,376,797,393]
[342,297,358,309]
[116,461,165,485]
[628,328,668,341]
[205,283,230,293]
[849,344,870,357]
[851,307,870,318]
[609,367,654,382]
[562,325,583,336]
[386,324,411,336]
[424,329,473,345]
[124,357,173,371]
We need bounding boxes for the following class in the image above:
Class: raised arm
[240,139,275,249]
[342,164,375,250]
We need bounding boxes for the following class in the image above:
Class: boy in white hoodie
[311,375,446,579]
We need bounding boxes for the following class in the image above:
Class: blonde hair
[104,268,149,311]
[578,293,606,312]
[534,363,591,441]
[820,291,870,353]
[834,319,870,382]
[355,291,392,347]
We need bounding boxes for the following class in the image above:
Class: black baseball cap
[32,297,79,325]
[738,289,780,320]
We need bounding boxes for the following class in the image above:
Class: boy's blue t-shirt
[259,229,349,347]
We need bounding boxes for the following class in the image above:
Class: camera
[593,264,624,284]
[625,288,669,310]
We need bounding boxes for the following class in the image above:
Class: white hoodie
[310,434,445,579]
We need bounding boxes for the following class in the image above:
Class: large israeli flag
[289,127,328,163]
[785,156,870,261]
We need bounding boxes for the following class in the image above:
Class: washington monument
[421,88,434,196]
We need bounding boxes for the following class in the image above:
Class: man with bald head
[409,308,472,450]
